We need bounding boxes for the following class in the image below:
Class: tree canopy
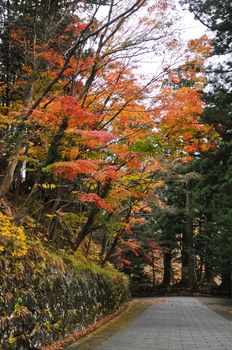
[1,0,232,297]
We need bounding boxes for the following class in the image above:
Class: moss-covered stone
[0,253,130,350]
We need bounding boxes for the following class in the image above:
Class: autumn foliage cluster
[0,0,217,283]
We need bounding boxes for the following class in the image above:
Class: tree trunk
[151,252,156,286]
[162,250,172,286]
[101,234,118,266]
[204,261,213,283]
[85,233,92,257]
[45,117,68,166]
[100,233,107,261]
[182,188,196,287]
[75,207,99,250]
[0,142,21,197]
[220,268,232,298]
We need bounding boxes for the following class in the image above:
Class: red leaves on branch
[30,96,98,128]
[94,165,119,183]
[64,21,88,35]
[124,239,142,257]
[68,130,114,148]
[55,160,100,179]
[118,258,131,266]
[79,193,109,211]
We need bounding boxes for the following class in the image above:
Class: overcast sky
[177,3,206,40]
[135,2,208,84]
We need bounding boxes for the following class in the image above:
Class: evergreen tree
[182,0,232,294]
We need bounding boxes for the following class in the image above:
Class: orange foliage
[68,130,114,148]
[155,86,217,160]
[30,96,98,128]
[55,160,100,179]
[79,193,110,211]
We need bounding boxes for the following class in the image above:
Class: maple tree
[0,0,147,195]
[1,1,178,254]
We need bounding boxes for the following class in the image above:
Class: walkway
[94,297,232,350]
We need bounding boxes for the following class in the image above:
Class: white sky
[135,1,207,83]
[176,3,206,41]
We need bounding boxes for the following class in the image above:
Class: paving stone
[94,297,232,350]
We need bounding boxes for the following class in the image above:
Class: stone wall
[0,257,130,350]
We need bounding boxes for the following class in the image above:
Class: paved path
[94,297,232,350]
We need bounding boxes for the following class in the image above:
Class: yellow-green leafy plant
[0,214,27,257]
